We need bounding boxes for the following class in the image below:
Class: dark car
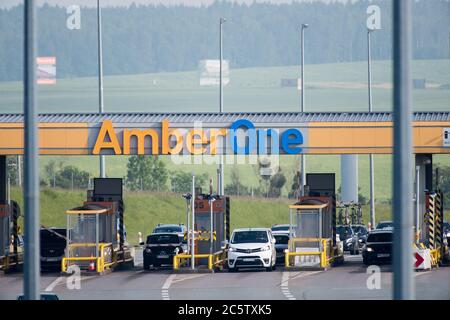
[362,229,393,265]
[17,293,59,300]
[376,221,393,230]
[351,224,369,246]
[143,233,184,270]
[273,232,289,265]
[336,225,359,255]
[40,228,67,271]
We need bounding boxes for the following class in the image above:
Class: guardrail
[284,238,333,269]
[62,243,114,273]
[173,250,227,270]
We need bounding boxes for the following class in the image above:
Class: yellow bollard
[173,255,179,270]
[284,250,290,267]
[208,255,213,270]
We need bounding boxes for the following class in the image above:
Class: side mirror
[139,242,145,246]
[221,240,229,250]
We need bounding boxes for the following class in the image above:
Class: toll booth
[0,156,23,273]
[173,192,230,271]
[193,193,230,263]
[285,173,343,269]
[62,178,133,274]
[0,201,23,273]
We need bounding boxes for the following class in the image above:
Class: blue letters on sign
[229,119,257,154]
[228,119,303,155]
[281,129,303,154]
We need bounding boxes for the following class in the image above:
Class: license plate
[243,258,255,262]
[157,255,169,259]
[377,253,390,258]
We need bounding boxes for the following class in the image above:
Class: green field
[11,187,397,245]
[37,154,450,202]
[0,59,449,113]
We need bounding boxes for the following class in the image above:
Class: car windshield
[271,225,289,232]
[367,232,392,243]
[336,226,353,239]
[147,234,180,244]
[231,231,268,244]
[377,222,393,229]
[351,226,367,235]
[274,235,289,245]
[40,229,66,244]
[153,226,182,233]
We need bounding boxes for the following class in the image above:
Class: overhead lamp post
[218,17,226,196]
[300,23,308,196]
[367,27,376,230]
[97,0,105,178]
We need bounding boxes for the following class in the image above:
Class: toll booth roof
[289,204,328,210]
[66,204,110,215]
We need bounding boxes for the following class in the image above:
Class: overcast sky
[1,0,355,9]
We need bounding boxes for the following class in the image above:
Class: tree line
[0,0,449,81]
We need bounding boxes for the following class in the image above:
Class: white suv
[227,228,277,272]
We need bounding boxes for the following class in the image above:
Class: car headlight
[345,238,352,244]
[228,247,235,252]
[173,247,180,254]
[145,248,152,253]
[260,245,271,251]
[358,238,363,243]
[366,247,373,252]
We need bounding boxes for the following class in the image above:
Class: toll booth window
[147,234,180,244]
[367,232,392,243]
[231,231,268,244]
[274,235,289,245]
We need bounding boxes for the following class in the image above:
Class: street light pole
[218,18,226,196]
[97,0,106,178]
[393,0,414,300]
[23,0,40,300]
[368,28,376,230]
[300,23,308,196]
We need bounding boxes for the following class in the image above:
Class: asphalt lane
[0,254,449,300]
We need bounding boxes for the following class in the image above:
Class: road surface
[0,254,448,300]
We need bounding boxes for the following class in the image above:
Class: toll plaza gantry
[0,111,449,273]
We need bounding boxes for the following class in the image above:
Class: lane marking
[280,271,296,301]
[45,277,64,292]
[161,274,176,300]
[279,270,323,300]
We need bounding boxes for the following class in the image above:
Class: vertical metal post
[96,213,99,258]
[368,29,376,230]
[97,0,106,178]
[300,24,308,196]
[7,178,11,206]
[23,0,40,300]
[17,155,22,187]
[393,0,414,300]
[0,156,6,202]
[218,18,226,196]
[191,174,195,270]
[415,166,420,243]
[186,198,190,255]
[210,198,214,254]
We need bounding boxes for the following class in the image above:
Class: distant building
[199,60,230,87]
[281,78,301,90]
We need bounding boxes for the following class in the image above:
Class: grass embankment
[9,187,410,245]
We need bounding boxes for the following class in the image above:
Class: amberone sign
[92,119,304,156]
[0,112,449,156]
